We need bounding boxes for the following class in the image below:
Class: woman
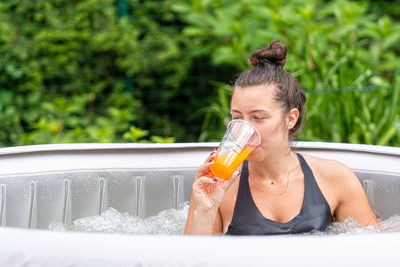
[184,41,378,235]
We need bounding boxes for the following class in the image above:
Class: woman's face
[230,85,290,161]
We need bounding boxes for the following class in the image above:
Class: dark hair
[233,40,306,138]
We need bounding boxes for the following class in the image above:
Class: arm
[332,162,379,227]
[184,151,238,235]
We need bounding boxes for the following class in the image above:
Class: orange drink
[210,146,254,180]
[209,120,261,180]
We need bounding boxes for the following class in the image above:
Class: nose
[239,116,252,125]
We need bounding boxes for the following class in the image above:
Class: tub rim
[1,141,399,156]
[1,226,400,267]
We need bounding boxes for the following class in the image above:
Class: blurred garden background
[0,0,399,147]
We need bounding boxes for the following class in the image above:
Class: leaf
[212,46,239,65]
[123,126,148,142]
[383,32,400,50]
[170,2,191,13]
[183,26,207,37]
[150,136,176,143]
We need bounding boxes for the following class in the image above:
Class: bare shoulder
[300,153,357,184]
[302,154,352,176]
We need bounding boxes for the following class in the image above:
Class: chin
[246,148,259,161]
[247,146,266,162]
[246,154,255,161]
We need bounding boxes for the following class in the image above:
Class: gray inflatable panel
[0,142,399,228]
[0,142,399,267]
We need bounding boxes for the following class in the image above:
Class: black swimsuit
[226,153,333,235]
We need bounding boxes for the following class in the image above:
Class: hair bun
[249,40,287,68]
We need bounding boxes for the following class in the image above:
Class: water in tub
[49,203,190,235]
[48,202,400,235]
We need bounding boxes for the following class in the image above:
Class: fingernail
[213,179,218,182]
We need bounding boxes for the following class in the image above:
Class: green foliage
[0,0,174,146]
[1,0,399,147]
[126,0,236,141]
[172,0,400,146]
[122,125,175,143]
[190,82,232,141]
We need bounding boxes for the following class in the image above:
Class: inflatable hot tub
[0,142,399,266]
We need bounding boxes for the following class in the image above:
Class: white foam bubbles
[49,202,190,235]
[312,214,400,235]
[49,203,400,235]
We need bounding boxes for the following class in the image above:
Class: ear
[286,108,299,130]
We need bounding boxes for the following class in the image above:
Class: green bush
[0,0,399,147]
[0,0,175,146]
[172,0,400,146]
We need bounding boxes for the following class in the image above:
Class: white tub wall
[0,143,216,176]
[1,227,400,267]
[0,142,400,175]
[0,142,400,267]
[0,142,399,228]
[0,169,197,228]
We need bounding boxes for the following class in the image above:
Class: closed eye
[253,116,265,120]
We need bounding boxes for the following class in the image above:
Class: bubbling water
[49,202,190,235]
[315,214,400,235]
[49,203,400,235]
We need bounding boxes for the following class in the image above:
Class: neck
[248,147,299,182]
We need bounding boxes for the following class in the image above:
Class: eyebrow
[230,109,271,115]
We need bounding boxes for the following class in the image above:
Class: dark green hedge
[1,0,399,147]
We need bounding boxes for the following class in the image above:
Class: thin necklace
[269,161,300,195]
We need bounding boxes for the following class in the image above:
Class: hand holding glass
[210,120,261,180]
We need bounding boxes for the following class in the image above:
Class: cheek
[259,120,282,135]
[257,121,286,143]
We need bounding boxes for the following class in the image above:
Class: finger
[196,151,216,177]
[193,176,217,190]
[204,150,217,163]
[196,161,215,178]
